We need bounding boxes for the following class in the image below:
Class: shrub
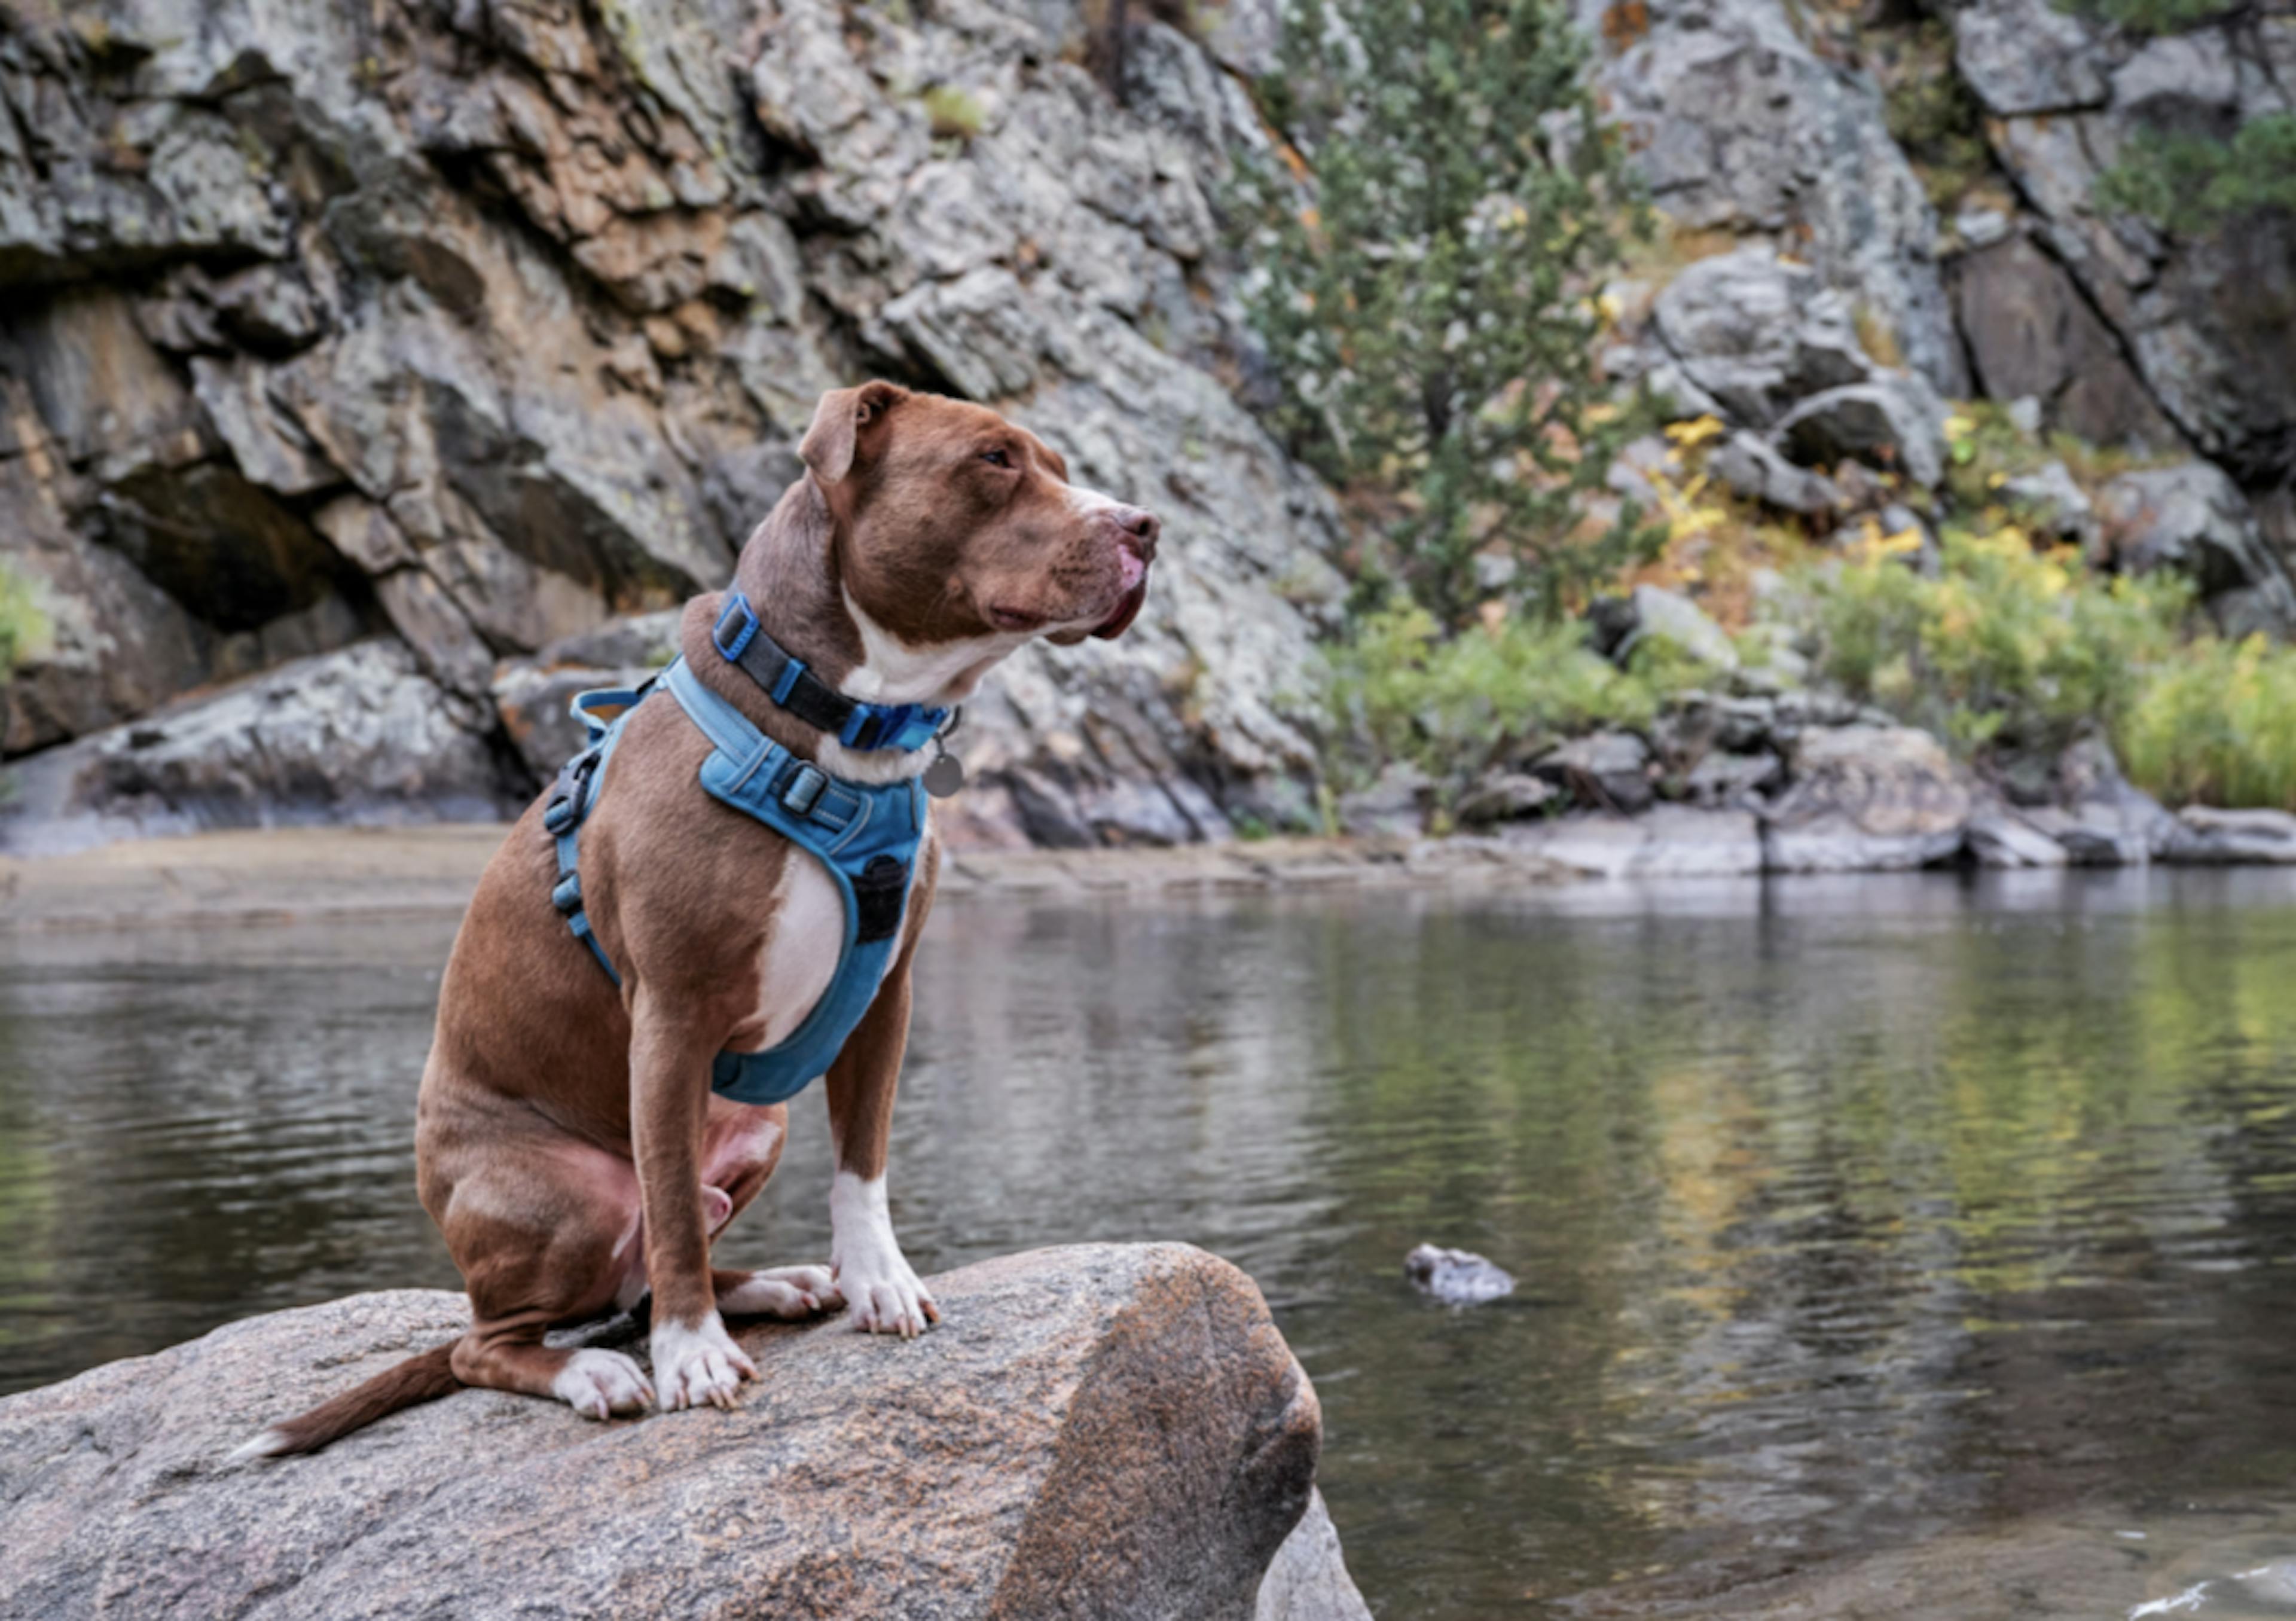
[1796,526,2187,755]
[2099,115,2296,235]
[1234,0,1654,626]
[1324,603,1699,790]
[2120,635,2296,811]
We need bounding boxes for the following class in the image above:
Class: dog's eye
[980,448,1012,469]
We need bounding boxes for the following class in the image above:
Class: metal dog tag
[922,749,966,799]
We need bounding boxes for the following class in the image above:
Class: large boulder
[1649,249,1876,428]
[0,640,522,857]
[2096,462,2296,637]
[1763,724,1974,871]
[0,1243,1364,1621]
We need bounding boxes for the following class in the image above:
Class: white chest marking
[731,851,845,1053]
[729,817,929,1055]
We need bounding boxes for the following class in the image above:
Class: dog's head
[799,381,1159,649]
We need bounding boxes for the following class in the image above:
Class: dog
[234,381,1158,1454]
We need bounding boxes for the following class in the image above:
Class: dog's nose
[1113,506,1161,561]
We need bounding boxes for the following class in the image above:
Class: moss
[921,84,988,142]
[0,561,47,676]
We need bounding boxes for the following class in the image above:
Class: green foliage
[1796,527,2188,756]
[2099,114,2296,234]
[1234,0,1654,626]
[1878,21,1992,209]
[0,562,44,677]
[2076,0,2231,33]
[2121,635,2296,811]
[1324,603,1698,789]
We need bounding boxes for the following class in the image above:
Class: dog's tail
[225,1342,462,1463]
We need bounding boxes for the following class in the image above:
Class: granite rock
[0,1243,1341,1621]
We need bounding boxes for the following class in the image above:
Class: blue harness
[543,603,938,1106]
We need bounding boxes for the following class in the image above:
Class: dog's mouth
[1088,578,1147,640]
[1089,555,1150,640]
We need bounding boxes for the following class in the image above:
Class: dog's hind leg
[422,1094,657,1421]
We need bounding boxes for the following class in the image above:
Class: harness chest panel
[546,656,926,1106]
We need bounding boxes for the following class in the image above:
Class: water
[7,868,2296,1617]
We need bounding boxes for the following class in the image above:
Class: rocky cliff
[2,0,2291,856]
[0,0,1341,855]
[0,1242,1372,1620]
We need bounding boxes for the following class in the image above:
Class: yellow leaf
[1986,471,2008,489]
[1664,414,1726,448]
[1584,401,1622,425]
[1596,291,1624,325]
[1878,528,1925,555]
[1943,414,1976,439]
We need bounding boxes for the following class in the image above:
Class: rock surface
[1587,0,1965,396]
[0,0,1343,852]
[0,1243,1368,1621]
[0,639,523,856]
[1763,725,1974,872]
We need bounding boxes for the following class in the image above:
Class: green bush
[2121,635,2296,811]
[1796,526,2188,755]
[1234,0,1654,626]
[1324,603,1697,790]
[2100,115,2296,234]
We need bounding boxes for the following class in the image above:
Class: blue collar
[710,591,949,753]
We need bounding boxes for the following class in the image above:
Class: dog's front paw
[835,1250,940,1339]
[651,1312,757,1411]
[552,1348,654,1421]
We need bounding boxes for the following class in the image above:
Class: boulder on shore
[0,1243,1369,1621]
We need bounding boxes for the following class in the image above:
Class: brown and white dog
[234,381,1158,1454]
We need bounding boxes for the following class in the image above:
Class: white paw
[651,1313,757,1411]
[550,1348,654,1421]
[829,1171,938,1339]
[718,1264,842,1320]
[835,1251,939,1338]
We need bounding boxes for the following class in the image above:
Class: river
[6,868,2296,1617]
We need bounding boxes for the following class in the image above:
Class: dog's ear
[800,380,909,485]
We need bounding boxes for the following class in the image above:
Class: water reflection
[5,869,2296,1616]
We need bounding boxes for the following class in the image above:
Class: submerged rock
[0,1243,1361,1621]
[1405,1244,1517,1305]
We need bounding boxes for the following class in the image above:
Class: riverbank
[7,799,2295,934]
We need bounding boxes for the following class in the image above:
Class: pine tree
[1234,0,1651,627]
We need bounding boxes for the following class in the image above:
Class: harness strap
[709,591,948,753]
[549,659,891,994]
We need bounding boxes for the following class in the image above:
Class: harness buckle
[711,593,761,663]
[551,873,584,915]
[781,763,828,816]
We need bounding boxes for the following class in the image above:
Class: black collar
[709,592,951,753]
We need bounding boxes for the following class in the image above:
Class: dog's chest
[729,828,923,1052]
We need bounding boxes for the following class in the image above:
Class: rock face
[1587,0,1966,396]
[0,0,1343,852]
[1950,0,2296,484]
[0,1243,1369,1621]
